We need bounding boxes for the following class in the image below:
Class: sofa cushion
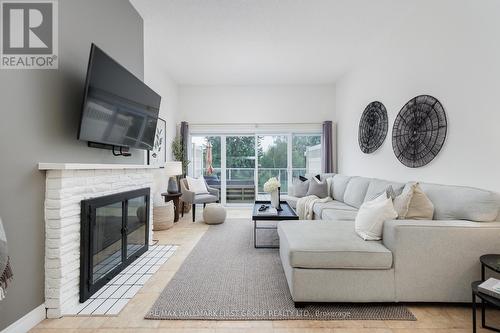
[193,193,218,204]
[278,220,393,269]
[343,177,371,208]
[312,200,357,217]
[364,179,405,202]
[419,183,500,222]
[331,175,352,202]
[321,209,358,221]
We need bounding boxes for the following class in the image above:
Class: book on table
[256,207,278,216]
[478,278,500,299]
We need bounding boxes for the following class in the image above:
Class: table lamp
[165,161,183,194]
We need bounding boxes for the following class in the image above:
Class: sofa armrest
[382,219,500,302]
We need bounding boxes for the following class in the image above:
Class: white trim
[1,304,46,333]
[189,123,322,135]
[220,135,227,205]
[38,163,160,170]
[286,133,293,193]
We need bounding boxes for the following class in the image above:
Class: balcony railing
[197,167,309,203]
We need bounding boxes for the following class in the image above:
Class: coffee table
[252,200,298,248]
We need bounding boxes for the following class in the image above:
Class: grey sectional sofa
[279,174,500,305]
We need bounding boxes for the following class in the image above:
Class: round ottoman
[203,203,226,225]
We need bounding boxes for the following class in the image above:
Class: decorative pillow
[299,174,321,181]
[306,177,328,198]
[355,193,398,240]
[393,182,416,218]
[292,178,310,198]
[186,176,209,194]
[406,183,434,220]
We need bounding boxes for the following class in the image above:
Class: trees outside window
[190,133,322,202]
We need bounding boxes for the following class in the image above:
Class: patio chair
[179,178,220,222]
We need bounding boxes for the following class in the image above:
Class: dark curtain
[322,121,333,173]
[180,121,189,176]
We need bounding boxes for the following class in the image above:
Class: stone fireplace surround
[38,163,157,318]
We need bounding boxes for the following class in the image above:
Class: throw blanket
[0,218,13,300]
[296,195,332,220]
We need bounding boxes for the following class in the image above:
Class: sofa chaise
[279,174,500,305]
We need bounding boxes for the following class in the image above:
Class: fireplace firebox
[80,188,150,302]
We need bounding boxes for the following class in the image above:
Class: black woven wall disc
[358,101,388,154]
[392,95,447,168]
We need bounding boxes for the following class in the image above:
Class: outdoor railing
[196,167,309,202]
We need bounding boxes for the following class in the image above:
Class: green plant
[172,137,190,175]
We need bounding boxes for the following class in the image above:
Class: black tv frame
[77,43,160,153]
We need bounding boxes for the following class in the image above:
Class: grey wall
[0,0,144,329]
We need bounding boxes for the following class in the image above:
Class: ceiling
[131,0,417,85]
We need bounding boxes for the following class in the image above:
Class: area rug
[146,219,416,321]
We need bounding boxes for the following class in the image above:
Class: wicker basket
[153,202,175,231]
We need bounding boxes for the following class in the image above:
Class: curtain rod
[184,122,327,126]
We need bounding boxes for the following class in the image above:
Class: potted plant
[171,137,191,213]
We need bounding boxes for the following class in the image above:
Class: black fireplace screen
[80,188,149,302]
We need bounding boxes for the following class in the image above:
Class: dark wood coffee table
[252,200,298,248]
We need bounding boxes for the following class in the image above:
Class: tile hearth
[67,244,177,316]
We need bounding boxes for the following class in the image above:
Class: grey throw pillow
[306,178,328,198]
[292,179,310,198]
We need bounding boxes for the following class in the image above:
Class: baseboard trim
[1,304,46,333]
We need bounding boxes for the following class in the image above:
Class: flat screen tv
[78,44,161,151]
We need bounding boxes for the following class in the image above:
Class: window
[189,127,323,204]
[257,135,288,194]
[291,135,322,181]
[226,136,255,203]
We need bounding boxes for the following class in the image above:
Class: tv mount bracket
[87,141,131,157]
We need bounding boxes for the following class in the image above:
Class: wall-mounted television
[78,44,161,151]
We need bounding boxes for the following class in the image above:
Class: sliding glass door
[189,132,322,205]
[226,136,255,203]
[257,135,288,194]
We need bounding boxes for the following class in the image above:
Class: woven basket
[153,202,175,231]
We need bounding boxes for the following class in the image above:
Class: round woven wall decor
[392,95,447,168]
[358,101,388,154]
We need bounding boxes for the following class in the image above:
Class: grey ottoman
[203,203,226,224]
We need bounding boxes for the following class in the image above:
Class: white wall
[335,0,500,192]
[143,24,180,202]
[179,85,335,124]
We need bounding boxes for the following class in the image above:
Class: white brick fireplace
[38,163,157,318]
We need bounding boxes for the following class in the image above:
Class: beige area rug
[146,219,416,321]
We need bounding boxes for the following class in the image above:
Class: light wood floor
[31,208,500,333]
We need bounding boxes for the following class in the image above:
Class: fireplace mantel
[38,162,161,170]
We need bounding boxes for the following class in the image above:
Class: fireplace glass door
[92,202,123,284]
[126,196,147,259]
[80,188,150,302]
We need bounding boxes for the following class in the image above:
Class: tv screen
[78,44,161,151]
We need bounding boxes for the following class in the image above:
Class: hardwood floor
[31,208,499,333]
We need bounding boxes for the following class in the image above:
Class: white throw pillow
[355,193,398,241]
[186,176,209,194]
